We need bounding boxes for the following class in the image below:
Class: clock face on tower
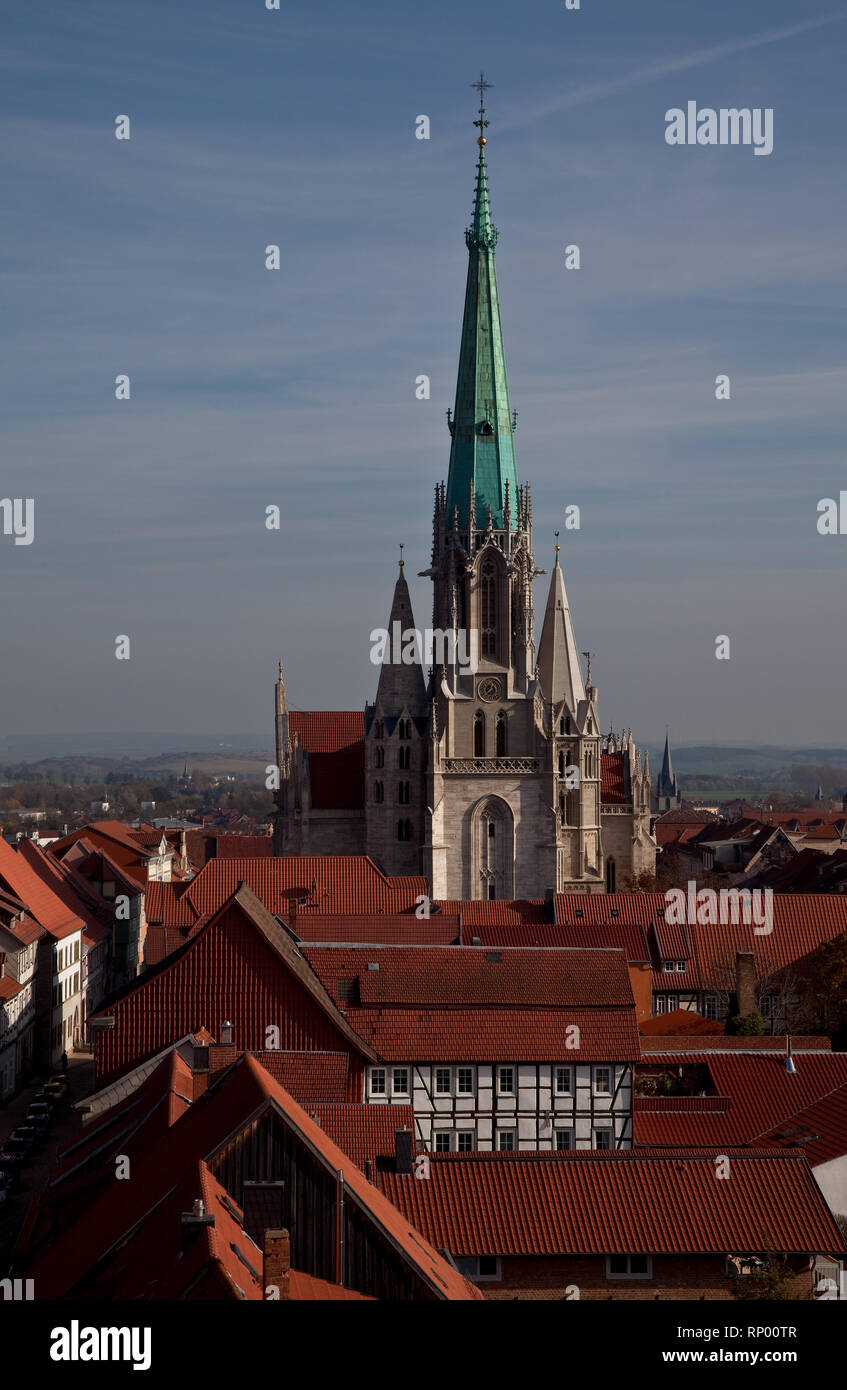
[477,676,502,702]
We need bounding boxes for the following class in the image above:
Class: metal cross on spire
[471,72,492,136]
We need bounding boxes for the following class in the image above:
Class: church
[273,89,657,899]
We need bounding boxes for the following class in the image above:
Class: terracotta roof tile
[377,1150,846,1257]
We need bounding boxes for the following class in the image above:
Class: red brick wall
[482,1255,813,1301]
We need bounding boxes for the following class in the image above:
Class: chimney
[735,951,756,1017]
[395,1127,413,1176]
[785,1035,797,1075]
[220,1020,233,1046]
[181,1197,215,1250]
[263,1228,291,1300]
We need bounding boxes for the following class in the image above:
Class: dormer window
[478,419,493,436]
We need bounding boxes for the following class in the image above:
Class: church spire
[374,559,427,713]
[658,726,679,799]
[536,541,587,710]
[444,75,518,530]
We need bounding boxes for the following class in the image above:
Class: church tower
[422,81,609,899]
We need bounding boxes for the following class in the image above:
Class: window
[369,1068,386,1096]
[666,994,678,1012]
[497,1066,514,1095]
[497,1130,516,1152]
[434,1132,451,1153]
[435,1067,451,1094]
[496,712,506,757]
[607,1254,651,1279]
[456,1256,501,1282]
[480,558,498,658]
[375,746,385,769]
[398,781,410,805]
[456,1067,474,1095]
[374,720,384,739]
[473,710,485,758]
[654,995,666,1015]
[392,1068,409,1095]
[398,746,411,770]
[593,1066,611,1095]
[457,1132,475,1152]
[555,1129,573,1151]
[605,857,616,893]
[554,1066,572,1095]
[374,780,384,804]
[594,1129,612,1151]
[399,719,411,739]
[396,818,412,842]
[704,995,718,1021]
[664,960,686,973]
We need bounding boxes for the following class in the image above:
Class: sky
[1,0,846,748]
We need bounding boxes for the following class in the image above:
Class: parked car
[0,1170,8,1203]
[24,1112,50,1138]
[33,1090,57,1110]
[27,1101,53,1123]
[47,1074,68,1091]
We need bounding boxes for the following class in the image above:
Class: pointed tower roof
[658,729,676,791]
[374,560,427,714]
[444,77,518,530]
[536,545,586,710]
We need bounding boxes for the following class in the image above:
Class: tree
[726,1010,764,1036]
[800,931,847,1040]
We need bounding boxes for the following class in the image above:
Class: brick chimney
[263,1228,291,1300]
[735,950,756,1017]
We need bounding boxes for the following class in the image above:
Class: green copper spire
[445,75,518,530]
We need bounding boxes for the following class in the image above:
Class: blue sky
[1,0,845,746]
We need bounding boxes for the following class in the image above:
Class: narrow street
[0,1052,94,1274]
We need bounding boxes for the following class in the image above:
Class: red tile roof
[377,1150,846,1257]
[307,1103,416,1170]
[304,945,635,1008]
[301,945,640,1062]
[293,913,461,945]
[248,1050,350,1104]
[634,1052,847,1168]
[289,711,364,753]
[90,885,377,1083]
[554,892,847,990]
[17,840,110,947]
[639,1009,722,1036]
[434,900,547,925]
[288,1270,374,1300]
[0,835,85,940]
[184,857,427,917]
[289,713,366,810]
[600,753,626,805]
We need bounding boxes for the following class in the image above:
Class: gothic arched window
[374,719,384,739]
[558,752,565,779]
[398,746,411,769]
[473,710,485,758]
[374,781,384,804]
[605,858,616,893]
[375,746,384,769]
[398,781,410,805]
[396,817,412,842]
[480,558,498,659]
[399,718,412,739]
[496,711,506,757]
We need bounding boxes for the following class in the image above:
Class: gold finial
[554,530,560,564]
[398,542,405,569]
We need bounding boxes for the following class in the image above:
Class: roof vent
[574,910,583,920]
[471,936,481,945]
[366,962,380,971]
[611,909,619,919]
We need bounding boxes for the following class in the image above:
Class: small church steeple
[374,557,427,714]
[536,539,587,711]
